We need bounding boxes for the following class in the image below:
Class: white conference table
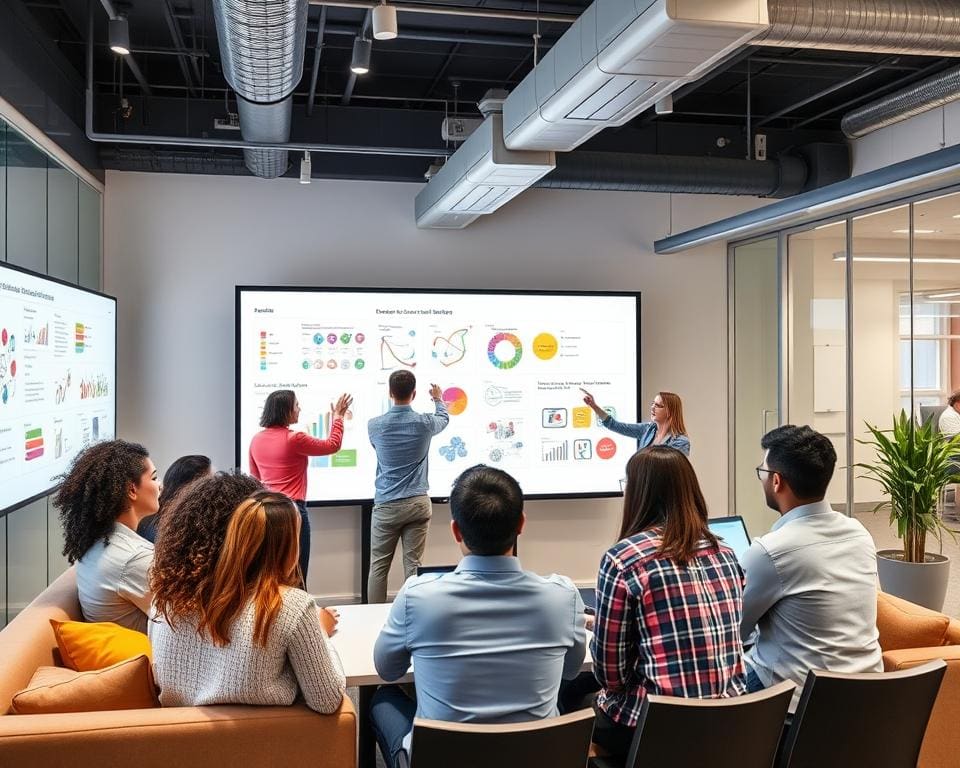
[328,603,594,767]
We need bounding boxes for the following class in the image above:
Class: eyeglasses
[755,466,774,481]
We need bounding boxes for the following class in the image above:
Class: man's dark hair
[949,390,960,408]
[260,390,296,428]
[761,425,836,500]
[450,465,523,556]
[389,370,416,401]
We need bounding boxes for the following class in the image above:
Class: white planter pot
[877,550,951,611]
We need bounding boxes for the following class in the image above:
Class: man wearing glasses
[740,425,882,707]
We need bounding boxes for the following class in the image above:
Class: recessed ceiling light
[109,17,131,55]
[891,228,939,234]
[832,253,960,264]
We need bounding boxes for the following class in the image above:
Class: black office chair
[778,659,946,768]
[408,709,596,768]
[590,680,795,768]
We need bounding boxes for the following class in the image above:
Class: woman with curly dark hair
[150,470,264,623]
[137,454,213,543]
[54,439,160,633]
[149,491,345,713]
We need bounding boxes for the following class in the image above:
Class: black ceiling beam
[161,0,197,97]
[747,54,923,71]
[307,5,327,115]
[793,58,955,129]
[755,56,898,128]
[321,22,551,49]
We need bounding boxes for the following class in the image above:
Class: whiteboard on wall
[813,344,845,413]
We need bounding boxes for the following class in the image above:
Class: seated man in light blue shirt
[742,425,882,707]
[371,465,587,768]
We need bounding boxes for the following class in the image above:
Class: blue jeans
[371,686,416,768]
[294,500,311,589]
[745,666,766,693]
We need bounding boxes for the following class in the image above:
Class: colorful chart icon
[313,333,324,345]
[487,333,522,369]
[355,359,365,369]
[302,360,311,369]
[340,333,353,344]
[443,386,469,416]
[572,406,592,428]
[327,359,338,369]
[532,332,558,360]
[355,332,366,344]
[327,333,338,344]
[596,437,617,460]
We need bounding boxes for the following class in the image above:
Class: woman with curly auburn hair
[149,491,346,713]
[150,470,263,622]
[54,439,159,633]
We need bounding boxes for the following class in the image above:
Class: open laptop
[707,516,752,562]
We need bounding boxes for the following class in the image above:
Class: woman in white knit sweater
[149,490,346,713]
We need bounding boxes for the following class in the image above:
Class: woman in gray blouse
[581,389,691,456]
[149,489,345,713]
[54,440,160,633]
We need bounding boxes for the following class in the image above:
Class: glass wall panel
[731,238,781,535]
[0,119,6,263]
[6,500,47,623]
[78,181,101,290]
[47,160,80,282]
[47,498,68,584]
[787,221,848,509]
[850,205,911,511]
[911,193,960,423]
[0,516,6,628]
[6,125,47,272]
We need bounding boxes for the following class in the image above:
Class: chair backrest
[408,709,595,768]
[778,659,947,768]
[623,680,795,768]
[920,405,947,432]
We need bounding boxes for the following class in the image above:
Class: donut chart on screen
[442,386,468,415]
[487,333,522,369]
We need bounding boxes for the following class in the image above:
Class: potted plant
[857,411,960,610]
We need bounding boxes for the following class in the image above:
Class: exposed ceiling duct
[501,0,769,152]
[841,62,960,138]
[757,0,960,55]
[212,0,310,178]
[534,151,809,197]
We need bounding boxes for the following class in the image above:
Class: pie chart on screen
[443,387,468,416]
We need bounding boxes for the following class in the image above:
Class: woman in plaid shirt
[591,446,747,757]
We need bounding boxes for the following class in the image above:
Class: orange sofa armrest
[883,647,960,768]
[0,698,356,768]
[944,619,960,646]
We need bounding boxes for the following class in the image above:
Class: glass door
[730,237,781,536]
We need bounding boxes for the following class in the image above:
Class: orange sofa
[0,568,357,768]
[876,591,960,768]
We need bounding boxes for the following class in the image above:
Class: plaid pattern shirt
[592,530,747,727]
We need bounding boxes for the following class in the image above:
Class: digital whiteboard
[0,262,117,515]
[236,288,640,504]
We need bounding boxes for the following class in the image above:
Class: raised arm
[424,384,450,435]
[290,393,352,456]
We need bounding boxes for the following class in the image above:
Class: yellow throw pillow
[50,619,152,671]
[11,654,160,714]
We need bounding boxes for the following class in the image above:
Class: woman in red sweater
[249,389,352,587]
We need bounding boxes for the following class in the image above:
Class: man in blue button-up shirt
[367,370,450,603]
[371,465,587,768]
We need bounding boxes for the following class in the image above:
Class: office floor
[856,507,960,619]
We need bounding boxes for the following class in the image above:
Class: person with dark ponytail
[54,439,160,633]
[137,454,213,543]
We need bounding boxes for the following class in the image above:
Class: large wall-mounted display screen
[236,288,640,504]
[0,262,117,515]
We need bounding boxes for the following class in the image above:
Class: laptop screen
[708,517,752,562]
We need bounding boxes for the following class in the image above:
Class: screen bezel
[0,260,119,518]
[235,285,641,507]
